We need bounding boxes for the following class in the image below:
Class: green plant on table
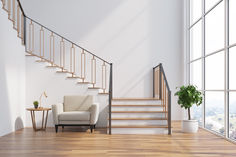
[33,101,39,109]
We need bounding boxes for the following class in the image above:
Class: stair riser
[112,107,165,111]
[112,101,162,105]
[111,113,166,118]
[109,128,168,134]
[111,120,167,126]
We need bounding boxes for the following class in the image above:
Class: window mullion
[225,0,229,138]
[202,0,206,128]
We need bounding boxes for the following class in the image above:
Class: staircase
[110,98,168,134]
[1,0,171,134]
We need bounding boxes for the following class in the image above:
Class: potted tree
[175,85,202,133]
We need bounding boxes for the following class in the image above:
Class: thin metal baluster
[164,81,166,118]
[70,44,75,76]
[53,34,55,64]
[162,73,164,112]
[70,44,72,73]
[39,26,44,58]
[12,0,16,28]
[29,20,32,52]
[91,56,96,87]
[91,56,93,84]
[31,20,35,52]
[7,0,11,19]
[81,50,86,82]
[63,39,65,70]
[102,62,107,93]
[21,12,24,44]
[60,38,64,68]
[2,0,6,10]
[17,4,19,36]
[50,32,54,63]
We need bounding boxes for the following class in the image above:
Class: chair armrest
[89,103,99,125]
[51,103,64,125]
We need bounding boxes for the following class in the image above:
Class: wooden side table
[26,108,51,131]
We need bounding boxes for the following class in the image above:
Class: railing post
[108,63,113,135]
[24,16,26,46]
[168,91,171,135]
[159,65,162,99]
[153,68,155,98]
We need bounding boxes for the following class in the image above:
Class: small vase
[34,105,38,109]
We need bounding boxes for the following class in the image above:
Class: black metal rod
[23,16,26,46]
[153,68,155,98]
[108,63,113,135]
[159,65,162,99]
[153,63,162,69]
[168,91,171,135]
[25,16,110,64]
[17,0,25,17]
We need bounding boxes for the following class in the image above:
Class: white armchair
[52,95,99,133]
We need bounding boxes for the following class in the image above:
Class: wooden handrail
[153,63,171,134]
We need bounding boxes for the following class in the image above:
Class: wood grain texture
[0,121,236,157]
[112,98,160,101]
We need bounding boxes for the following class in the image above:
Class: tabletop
[26,108,51,111]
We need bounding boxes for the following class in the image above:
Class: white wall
[0,7,26,136]
[21,0,185,127]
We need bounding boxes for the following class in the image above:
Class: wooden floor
[0,122,236,157]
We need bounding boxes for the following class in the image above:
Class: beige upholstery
[64,95,93,111]
[58,111,90,121]
[51,95,99,127]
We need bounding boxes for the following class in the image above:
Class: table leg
[30,111,36,131]
[41,110,45,130]
[32,111,36,131]
[44,110,49,129]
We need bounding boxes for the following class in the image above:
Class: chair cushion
[64,95,93,112]
[58,111,90,121]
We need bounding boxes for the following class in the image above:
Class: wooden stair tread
[67,76,81,79]
[99,93,109,95]
[88,87,100,89]
[112,98,160,101]
[77,82,91,84]
[111,111,167,113]
[110,118,167,120]
[46,65,58,68]
[35,59,47,62]
[56,70,69,73]
[25,54,35,57]
[110,125,168,128]
[112,104,162,107]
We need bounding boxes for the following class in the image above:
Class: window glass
[205,51,224,90]
[190,21,202,60]
[190,60,202,90]
[190,0,202,25]
[205,2,224,54]
[205,91,224,135]
[229,0,236,45]
[229,92,236,140]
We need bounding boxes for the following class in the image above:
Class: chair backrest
[63,95,93,112]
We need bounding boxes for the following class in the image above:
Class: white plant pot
[182,120,198,133]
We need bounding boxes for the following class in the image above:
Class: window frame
[186,0,236,142]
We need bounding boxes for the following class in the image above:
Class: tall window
[188,0,236,141]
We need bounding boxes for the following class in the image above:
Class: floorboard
[0,121,235,157]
